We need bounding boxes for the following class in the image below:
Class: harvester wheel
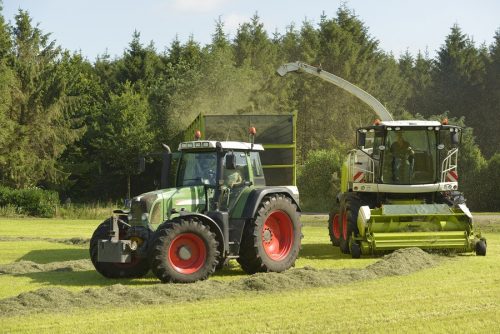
[339,194,361,255]
[89,219,150,278]
[149,217,219,283]
[351,242,361,259]
[328,212,341,247]
[238,194,301,274]
[475,239,487,256]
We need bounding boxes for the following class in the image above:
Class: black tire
[351,242,361,259]
[237,194,302,274]
[339,193,361,255]
[328,211,341,247]
[475,239,487,256]
[149,217,219,283]
[89,219,150,278]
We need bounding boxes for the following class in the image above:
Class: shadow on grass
[17,248,89,264]
[212,262,246,278]
[18,270,158,287]
[299,243,380,260]
[299,243,345,260]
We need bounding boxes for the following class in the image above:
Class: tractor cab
[353,120,461,190]
[128,140,266,229]
[175,140,265,211]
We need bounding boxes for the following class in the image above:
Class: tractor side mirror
[138,156,146,173]
[225,153,236,170]
[357,131,366,148]
[451,132,460,146]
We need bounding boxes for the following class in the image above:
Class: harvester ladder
[440,148,458,183]
[348,150,375,185]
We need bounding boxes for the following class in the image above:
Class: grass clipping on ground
[0,259,93,275]
[0,248,437,316]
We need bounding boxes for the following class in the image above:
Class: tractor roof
[179,140,264,152]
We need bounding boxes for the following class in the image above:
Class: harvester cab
[277,61,486,258]
[353,120,461,190]
[90,129,302,283]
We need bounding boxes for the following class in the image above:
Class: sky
[3,0,500,61]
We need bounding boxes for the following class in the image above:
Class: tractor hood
[129,186,207,229]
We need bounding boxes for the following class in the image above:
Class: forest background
[0,4,499,213]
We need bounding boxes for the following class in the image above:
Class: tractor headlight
[141,213,149,221]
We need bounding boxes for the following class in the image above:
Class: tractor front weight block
[97,239,135,263]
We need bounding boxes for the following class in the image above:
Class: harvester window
[383,130,437,184]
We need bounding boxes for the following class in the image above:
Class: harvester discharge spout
[276,61,394,122]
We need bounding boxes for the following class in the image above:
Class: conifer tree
[3,10,81,188]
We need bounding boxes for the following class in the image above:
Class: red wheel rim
[342,211,348,240]
[332,214,341,239]
[261,210,294,260]
[168,233,207,274]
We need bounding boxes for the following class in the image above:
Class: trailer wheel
[475,239,487,256]
[149,217,219,283]
[339,194,361,255]
[328,212,341,247]
[89,219,150,278]
[238,194,301,274]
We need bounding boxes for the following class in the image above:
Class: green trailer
[184,113,297,187]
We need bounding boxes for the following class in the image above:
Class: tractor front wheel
[89,219,150,278]
[238,195,301,274]
[149,217,219,283]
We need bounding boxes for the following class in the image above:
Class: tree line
[0,5,499,210]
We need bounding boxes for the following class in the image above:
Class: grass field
[0,215,498,333]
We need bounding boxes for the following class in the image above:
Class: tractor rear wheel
[89,219,150,278]
[237,194,301,274]
[339,194,361,255]
[149,217,219,283]
[328,212,341,247]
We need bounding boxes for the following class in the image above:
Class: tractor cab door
[220,151,251,211]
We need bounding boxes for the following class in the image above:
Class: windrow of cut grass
[0,247,439,317]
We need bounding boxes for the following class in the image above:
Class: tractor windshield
[177,151,217,187]
[381,129,437,184]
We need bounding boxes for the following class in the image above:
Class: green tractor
[90,132,302,283]
[278,61,486,257]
